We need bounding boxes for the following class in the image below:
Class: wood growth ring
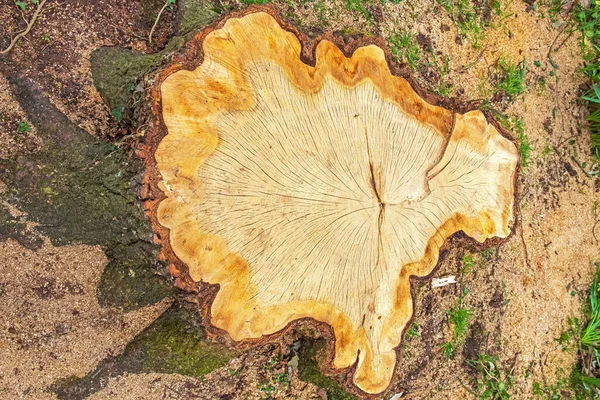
[146,9,518,395]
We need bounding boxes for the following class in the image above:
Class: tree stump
[145,9,518,395]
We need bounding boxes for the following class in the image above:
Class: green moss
[98,243,172,310]
[5,77,137,246]
[4,0,227,312]
[52,305,237,400]
[435,0,490,49]
[298,339,356,400]
[90,2,212,125]
[4,75,173,310]
[176,0,222,36]
[388,29,422,70]
[90,47,162,123]
[0,206,43,250]
[126,305,237,375]
[90,0,223,126]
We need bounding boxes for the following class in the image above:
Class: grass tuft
[346,0,372,21]
[405,321,420,340]
[460,252,476,274]
[515,120,533,168]
[460,249,495,275]
[538,262,600,398]
[403,321,421,357]
[574,0,600,157]
[448,305,473,340]
[468,354,513,399]
[388,30,422,70]
[581,85,600,158]
[442,288,473,359]
[495,58,528,99]
[580,264,600,353]
[435,0,488,48]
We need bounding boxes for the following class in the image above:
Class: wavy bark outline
[146,10,519,395]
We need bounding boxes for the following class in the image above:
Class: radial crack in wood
[148,11,518,395]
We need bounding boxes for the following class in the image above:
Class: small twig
[163,384,185,396]
[520,224,532,269]
[508,352,520,376]
[570,155,594,179]
[19,8,28,25]
[547,21,571,60]
[539,355,548,386]
[459,47,487,73]
[556,134,578,149]
[546,21,571,94]
[555,31,574,53]
[0,0,48,56]
[592,219,599,245]
[499,263,518,274]
[458,379,480,397]
[149,0,172,44]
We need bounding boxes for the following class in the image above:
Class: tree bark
[145,9,519,395]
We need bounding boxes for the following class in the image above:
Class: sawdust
[0,0,598,398]
[0,240,172,398]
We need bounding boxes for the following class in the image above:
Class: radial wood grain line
[148,10,519,395]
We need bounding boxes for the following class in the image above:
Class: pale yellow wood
[154,12,518,394]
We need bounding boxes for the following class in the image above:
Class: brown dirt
[0,0,598,399]
[87,343,324,400]
[0,240,172,399]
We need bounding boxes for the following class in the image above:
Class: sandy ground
[0,241,173,399]
[0,0,599,399]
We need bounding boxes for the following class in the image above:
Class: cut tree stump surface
[147,10,518,395]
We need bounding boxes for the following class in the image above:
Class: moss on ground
[52,304,238,400]
[298,339,356,400]
[98,243,172,310]
[4,75,173,310]
[0,205,43,250]
[83,0,225,305]
[124,304,237,375]
[91,0,222,125]
[176,0,222,36]
[90,47,161,123]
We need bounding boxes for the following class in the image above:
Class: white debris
[431,275,457,288]
[389,393,404,400]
